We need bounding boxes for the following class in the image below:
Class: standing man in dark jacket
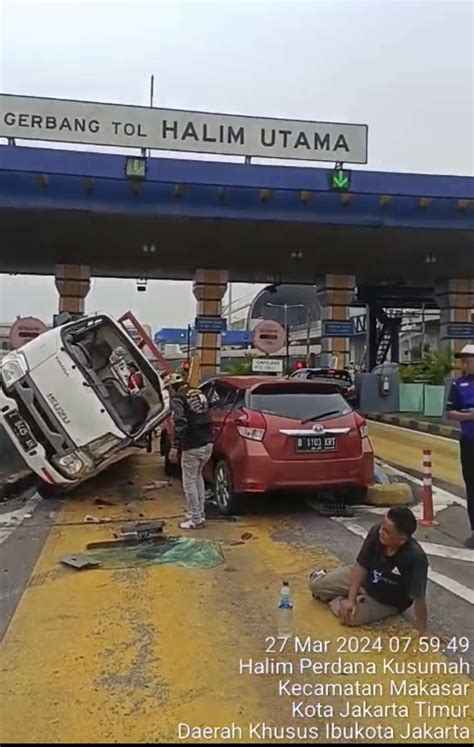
[169,383,213,529]
[446,344,474,548]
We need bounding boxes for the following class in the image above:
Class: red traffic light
[295,360,305,370]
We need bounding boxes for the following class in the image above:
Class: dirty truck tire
[36,481,62,499]
[214,460,240,516]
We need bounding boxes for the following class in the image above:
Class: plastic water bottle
[278,581,294,637]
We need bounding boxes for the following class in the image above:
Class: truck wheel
[36,481,61,499]
[214,460,240,516]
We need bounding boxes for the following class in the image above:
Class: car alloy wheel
[214,461,233,514]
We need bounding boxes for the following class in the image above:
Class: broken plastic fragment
[142,481,170,492]
[60,553,102,570]
[93,498,115,506]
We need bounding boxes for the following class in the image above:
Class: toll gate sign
[253,320,286,354]
[9,317,47,349]
[0,94,369,164]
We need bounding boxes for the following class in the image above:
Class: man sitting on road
[169,382,213,530]
[309,507,429,634]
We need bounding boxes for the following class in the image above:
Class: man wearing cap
[446,344,474,549]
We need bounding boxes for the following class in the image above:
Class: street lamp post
[266,302,305,374]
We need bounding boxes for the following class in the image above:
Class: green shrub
[400,347,453,385]
[223,356,254,375]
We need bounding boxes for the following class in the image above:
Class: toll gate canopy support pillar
[55,264,91,318]
[317,274,355,368]
[193,269,228,377]
[436,279,474,372]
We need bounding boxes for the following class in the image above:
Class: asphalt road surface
[0,423,472,743]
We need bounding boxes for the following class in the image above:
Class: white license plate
[295,436,337,452]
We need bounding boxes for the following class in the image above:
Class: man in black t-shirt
[309,507,429,633]
[169,383,213,530]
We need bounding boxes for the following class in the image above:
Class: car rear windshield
[249,385,350,421]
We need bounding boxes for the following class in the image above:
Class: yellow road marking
[368,422,463,487]
[1,454,472,742]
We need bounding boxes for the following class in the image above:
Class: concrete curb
[366,413,459,441]
[366,482,413,506]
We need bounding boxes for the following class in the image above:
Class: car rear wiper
[301,409,341,424]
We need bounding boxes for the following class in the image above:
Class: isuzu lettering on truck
[0,314,170,491]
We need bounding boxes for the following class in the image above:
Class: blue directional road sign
[442,323,474,340]
[195,316,227,334]
[322,320,355,337]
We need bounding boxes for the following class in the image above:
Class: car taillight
[236,408,266,442]
[358,422,369,439]
[347,385,356,398]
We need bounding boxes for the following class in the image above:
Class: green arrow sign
[126,157,147,178]
[330,168,351,191]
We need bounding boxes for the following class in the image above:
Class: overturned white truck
[0,313,170,493]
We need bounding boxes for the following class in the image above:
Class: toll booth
[356,371,400,414]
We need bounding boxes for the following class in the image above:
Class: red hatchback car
[161,376,374,515]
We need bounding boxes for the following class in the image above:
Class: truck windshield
[62,316,164,436]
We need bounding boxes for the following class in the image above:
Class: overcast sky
[1,0,473,328]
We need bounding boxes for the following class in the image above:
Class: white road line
[377,460,466,507]
[360,502,455,519]
[333,517,474,562]
[331,518,474,605]
[0,493,42,545]
[370,419,457,444]
[416,541,474,563]
[427,570,474,605]
[331,517,367,539]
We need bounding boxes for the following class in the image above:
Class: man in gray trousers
[169,383,213,529]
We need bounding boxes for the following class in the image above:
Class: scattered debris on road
[84,535,225,569]
[93,498,115,507]
[374,462,392,484]
[119,520,165,541]
[84,514,111,524]
[59,553,102,570]
[308,501,355,518]
[142,480,170,493]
